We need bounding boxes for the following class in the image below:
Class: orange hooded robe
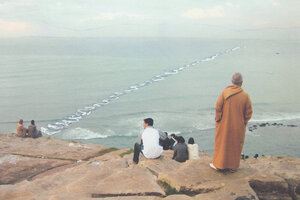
[212,84,252,169]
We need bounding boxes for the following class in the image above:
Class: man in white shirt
[133,118,163,164]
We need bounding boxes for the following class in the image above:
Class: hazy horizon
[0,0,299,40]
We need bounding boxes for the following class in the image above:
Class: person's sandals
[209,163,219,171]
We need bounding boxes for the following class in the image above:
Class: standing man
[133,118,163,164]
[210,73,252,171]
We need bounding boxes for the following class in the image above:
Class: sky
[0,0,299,39]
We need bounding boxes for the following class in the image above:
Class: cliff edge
[0,133,299,200]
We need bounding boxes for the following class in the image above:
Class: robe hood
[224,85,243,100]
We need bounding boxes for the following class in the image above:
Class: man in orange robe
[211,73,252,171]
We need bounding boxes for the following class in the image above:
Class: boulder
[158,158,257,198]
[249,174,291,200]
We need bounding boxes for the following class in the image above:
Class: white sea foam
[250,112,300,123]
[41,46,241,136]
[232,46,240,51]
[61,127,108,140]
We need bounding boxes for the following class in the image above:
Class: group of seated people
[17,119,42,138]
[133,118,199,164]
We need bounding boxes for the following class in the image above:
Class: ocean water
[0,37,300,157]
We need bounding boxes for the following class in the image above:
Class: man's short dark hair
[31,120,35,125]
[144,118,153,126]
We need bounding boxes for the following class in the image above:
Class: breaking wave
[41,46,241,135]
[60,127,108,140]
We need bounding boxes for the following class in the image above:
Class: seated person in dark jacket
[27,120,42,138]
[172,136,188,162]
[159,131,172,150]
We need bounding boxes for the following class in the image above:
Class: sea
[0,37,299,157]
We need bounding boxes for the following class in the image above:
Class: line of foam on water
[41,46,241,135]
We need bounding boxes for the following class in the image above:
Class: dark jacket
[172,143,188,162]
[28,125,42,138]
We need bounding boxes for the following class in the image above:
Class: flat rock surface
[0,153,72,184]
[1,133,300,200]
[0,133,109,161]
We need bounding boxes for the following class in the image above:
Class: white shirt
[188,144,200,160]
[141,126,163,159]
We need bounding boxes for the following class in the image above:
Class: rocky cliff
[0,133,299,200]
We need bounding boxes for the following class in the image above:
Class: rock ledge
[1,133,300,200]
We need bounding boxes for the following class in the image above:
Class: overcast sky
[0,0,299,39]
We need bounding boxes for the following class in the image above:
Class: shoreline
[2,119,299,158]
[44,123,300,159]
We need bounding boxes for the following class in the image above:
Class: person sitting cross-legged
[133,118,163,164]
[17,119,27,138]
[172,136,189,163]
[27,120,42,138]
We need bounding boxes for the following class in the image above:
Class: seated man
[28,120,42,138]
[133,118,163,164]
[17,119,27,137]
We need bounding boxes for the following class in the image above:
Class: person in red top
[17,119,27,137]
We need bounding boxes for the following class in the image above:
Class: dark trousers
[133,143,142,164]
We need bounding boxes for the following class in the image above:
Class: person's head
[188,137,195,144]
[143,118,153,128]
[170,133,176,138]
[19,119,23,124]
[177,136,185,144]
[31,120,35,125]
[231,72,243,86]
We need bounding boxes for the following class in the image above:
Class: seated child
[188,137,200,160]
[172,136,188,162]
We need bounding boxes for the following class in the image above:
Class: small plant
[82,147,119,161]
[119,148,134,158]
[158,181,180,196]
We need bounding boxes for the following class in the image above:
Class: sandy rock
[0,153,72,184]
[158,158,257,198]
[247,156,300,199]
[249,174,291,200]
[1,134,300,200]
[139,151,182,176]
[194,179,257,200]
[0,185,31,200]
[163,194,194,199]
[0,133,108,160]
[91,165,165,197]
[103,197,162,200]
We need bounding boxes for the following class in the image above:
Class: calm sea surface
[0,37,299,157]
